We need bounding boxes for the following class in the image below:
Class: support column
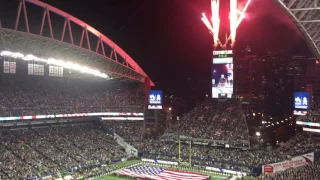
[154,110,158,134]
[166,108,172,129]
[143,77,151,137]
[144,77,151,107]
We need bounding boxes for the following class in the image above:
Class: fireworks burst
[202,0,252,49]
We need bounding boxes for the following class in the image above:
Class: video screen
[148,90,162,104]
[294,92,309,109]
[212,63,233,98]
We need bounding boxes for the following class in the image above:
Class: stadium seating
[163,99,250,147]
[297,110,320,123]
[296,99,320,123]
[1,72,320,179]
[1,110,320,179]
[103,99,320,174]
[103,121,144,143]
[138,132,320,172]
[0,73,144,117]
[0,123,126,179]
[260,164,319,180]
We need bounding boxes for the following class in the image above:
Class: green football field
[94,176,127,180]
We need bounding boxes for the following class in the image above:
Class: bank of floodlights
[0,51,109,79]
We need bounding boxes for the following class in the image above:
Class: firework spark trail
[236,0,252,29]
[201,13,213,33]
[201,0,251,49]
[230,0,237,48]
[211,0,220,48]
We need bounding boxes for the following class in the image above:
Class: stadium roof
[276,0,320,59]
[0,0,154,86]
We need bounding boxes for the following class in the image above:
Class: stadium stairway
[96,121,138,156]
[97,120,114,134]
[114,133,138,156]
[230,176,238,180]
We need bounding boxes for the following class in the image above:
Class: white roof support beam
[274,0,320,59]
[291,7,320,11]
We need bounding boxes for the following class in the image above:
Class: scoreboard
[212,50,234,98]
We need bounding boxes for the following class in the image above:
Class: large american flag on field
[116,166,209,180]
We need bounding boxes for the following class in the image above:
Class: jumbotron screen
[293,91,309,116]
[212,50,233,98]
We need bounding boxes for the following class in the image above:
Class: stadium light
[0,51,109,79]
[256,132,261,137]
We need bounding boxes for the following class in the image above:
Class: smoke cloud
[244,0,301,37]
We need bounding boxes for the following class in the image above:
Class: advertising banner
[39,65,44,76]
[3,61,9,73]
[58,67,64,77]
[293,110,307,116]
[262,152,314,173]
[9,62,16,74]
[28,64,34,75]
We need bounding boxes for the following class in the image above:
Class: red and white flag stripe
[116,169,209,180]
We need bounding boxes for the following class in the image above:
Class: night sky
[0,0,311,99]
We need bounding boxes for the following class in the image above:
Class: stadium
[0,0,320,180]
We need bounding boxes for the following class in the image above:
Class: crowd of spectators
[163,99,250,147]
[1,72,320,179]
[296,98,320,123]
[0,123,127,179]
[0,74,144,117]
[0,105,319,179]
[103,120,143,143]
[102,108,168,144]
[136,132,320,172]
[260,164,320,180]
[276,133,320,156]
[297,111,320,123]
[97,98,320,174]
[119,97,319,173]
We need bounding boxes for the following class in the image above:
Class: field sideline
[95,174,256,180]
[95,174,227,180]
[93,160,257,180]
[95,163,228,180]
